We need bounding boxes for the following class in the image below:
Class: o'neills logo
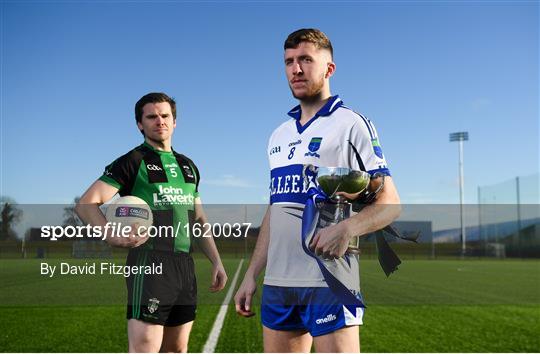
[153,185,194,206]
[316,314,337,325]
[115,206,150,220]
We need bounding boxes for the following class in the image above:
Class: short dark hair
[135,92,176,123]
[284,28,333,59]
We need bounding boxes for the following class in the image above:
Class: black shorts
[126,249,197,326]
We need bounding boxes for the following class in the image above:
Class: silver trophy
[308,166,371,254]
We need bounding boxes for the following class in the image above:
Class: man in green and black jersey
[76,92,227,352]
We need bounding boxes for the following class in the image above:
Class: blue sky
[1,1,538,205]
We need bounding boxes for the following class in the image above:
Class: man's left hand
[309,221,352,260]
[209,263,228,292]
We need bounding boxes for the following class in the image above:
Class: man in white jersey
[234,28,401,352]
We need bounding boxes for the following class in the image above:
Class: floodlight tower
[450,132,469,257]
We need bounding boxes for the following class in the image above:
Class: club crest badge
[182,165,194,178]
[148,298,160,314]
[305,137,323,158]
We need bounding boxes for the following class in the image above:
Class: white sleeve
[267,129,277,169]
[348,115,391,176]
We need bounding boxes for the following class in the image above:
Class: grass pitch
[215,259,540,352]
[0,257,538,352]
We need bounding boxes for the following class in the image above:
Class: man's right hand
[106,222,148,248]
[234,276,257,317]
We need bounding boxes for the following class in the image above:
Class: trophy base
[347,246,361,255]
[347,235,361,255]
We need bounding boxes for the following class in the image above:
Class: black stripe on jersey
[105,148,145,196]
[173,153,199,189]
[358,113,375,140]
[282,206,304,220]
[282,206,304,212]
[284,212,302,220]
[151,209,175,252]
[348,141,366,172]
[143,150,169,183]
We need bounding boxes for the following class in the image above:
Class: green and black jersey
[99,142,200,253]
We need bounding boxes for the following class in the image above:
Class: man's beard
[290,75,325,102]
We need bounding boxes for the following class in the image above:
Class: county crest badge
[371,138,384,159]
[305,137,323,158]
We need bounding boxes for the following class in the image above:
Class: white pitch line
[202,258,245,353]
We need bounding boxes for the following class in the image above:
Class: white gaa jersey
[265,95,390,287]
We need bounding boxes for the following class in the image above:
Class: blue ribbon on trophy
[301,165,420,311]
